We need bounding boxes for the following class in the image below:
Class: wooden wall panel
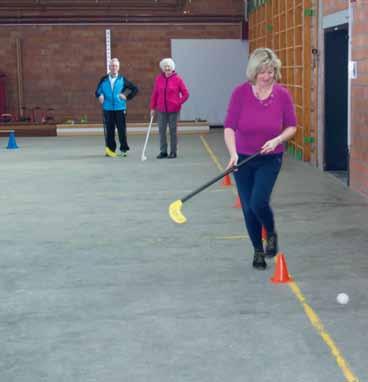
[248,0,315,161]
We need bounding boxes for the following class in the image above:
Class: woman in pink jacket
[150,58,189,159]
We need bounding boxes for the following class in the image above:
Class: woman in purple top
[224,48,297,270]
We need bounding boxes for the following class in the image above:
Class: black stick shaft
[181,152,260,203]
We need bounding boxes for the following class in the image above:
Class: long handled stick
[168,152,260,224]
[141,115,154,161]
[103,112,108,147]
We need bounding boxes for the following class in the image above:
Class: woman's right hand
[98,95,104,104]
[226,153,239,170]
[150,109,155,118]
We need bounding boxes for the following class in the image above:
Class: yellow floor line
[200,135,360,382]
[200,135,238,195]
[289,282,359,382]
[200,135,224,172]
[214,235,248,240]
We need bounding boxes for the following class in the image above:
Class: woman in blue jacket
[95,58,138,157]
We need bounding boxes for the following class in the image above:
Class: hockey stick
[168,152,260,224]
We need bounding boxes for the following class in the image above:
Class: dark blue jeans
[234,153,283,252]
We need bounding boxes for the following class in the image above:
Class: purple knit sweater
[224,82,297,155]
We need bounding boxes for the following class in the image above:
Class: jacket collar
[161,71,177,79]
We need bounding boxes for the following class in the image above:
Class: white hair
[109,58,120,67]
[159,58,175,71]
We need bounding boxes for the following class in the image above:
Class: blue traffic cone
[7,131,19,149]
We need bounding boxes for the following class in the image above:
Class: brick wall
[323,0,368,198]
[0,0,244,123]
[0,23,241,124]
[350,1,368,197]
[322,0,348,15]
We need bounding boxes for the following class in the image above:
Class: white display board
[172,39,248,125]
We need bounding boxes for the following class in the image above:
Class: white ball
[337,293,349,304]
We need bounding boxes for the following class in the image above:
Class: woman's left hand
[119,94,127,100]
[261,137,281,154]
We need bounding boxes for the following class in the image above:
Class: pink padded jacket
[150,72,189,113]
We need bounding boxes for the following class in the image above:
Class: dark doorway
[324,24,348,182]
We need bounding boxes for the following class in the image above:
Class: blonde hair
[159,58,175,71]
[246,48,281,83]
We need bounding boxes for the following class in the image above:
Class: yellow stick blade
[169,200,187,224]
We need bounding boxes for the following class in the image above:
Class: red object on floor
[270,253,293,283]
[262,226,267,242]
[221,174,232,187]
[233,195,242,208]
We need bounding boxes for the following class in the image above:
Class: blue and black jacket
[95,75,138,111]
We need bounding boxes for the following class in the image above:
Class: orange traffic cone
[270,253,293,283]
[261,226,267,246]
[233,195,242,208]
[221,174,232,187]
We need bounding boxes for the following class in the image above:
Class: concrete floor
[0,130,367,382]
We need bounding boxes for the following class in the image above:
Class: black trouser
[103,110,129,152]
